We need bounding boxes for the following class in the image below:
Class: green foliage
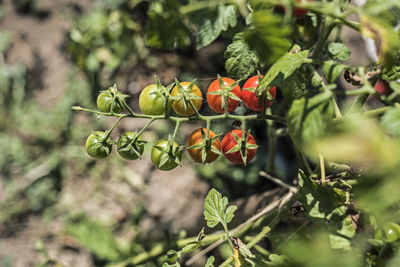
[189,4,238,49]
[224,33,259,79]
[382,107,400,136]
[65,216,121,261]
[204,188,237,228]
[327,42,351,61]
[146,0,191,50]
[244,10,291,66]
[287,90,335,152]
[257,45,310,97]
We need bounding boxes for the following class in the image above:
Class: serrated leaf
[328,42,351,61]
[204,188,237,228]
[258,45,310,94]
[225,206,237,223]
[382,106,400,136]
[224,32,259,79]
[189,5,238,49]
[382,58,400,81]
[280,69,308,104]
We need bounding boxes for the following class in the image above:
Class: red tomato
[374,79,391,96]
[207,77,241,114]
[242,75,277,111]
[275,0,312,18]
[221,129,257,165]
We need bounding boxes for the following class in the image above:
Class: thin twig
[259,171,296,192]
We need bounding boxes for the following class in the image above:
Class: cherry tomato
[187,128,221,163]
[207,77,241,114]
[117,132,145,160]
[97,90,123,113]
[171,82,203,116]
[139,84,168,115]
[374,79,391,96]
[151,139,183,171]
[221,129,257,165]
[242,75,277,111]
[375,222,400,243]
[275,0,312,18]
[85,131,113,159]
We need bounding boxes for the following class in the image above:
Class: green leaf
[189,5,238,49]
[65,216,120,261]
[205,256,215,267]
[382,107,400,136]
[382,58,400,81]
[146,0,191,50]
[329,234,351,250]
[327,42,351,61]
[224,33,259,80]
[279,68,308,105]
[244,10,291,66]
[323,61,346,83]
[204,188,237,228]
[287,91,335,151]
[258,45,310,95]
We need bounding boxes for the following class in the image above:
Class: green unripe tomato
[85,131,113,159]
[139,84,168,115]
[117,132,145,160]
[151,139,182,171]
[97,90,123,113]
[380,223,400,243]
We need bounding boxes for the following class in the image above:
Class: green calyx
[172,78,203,110]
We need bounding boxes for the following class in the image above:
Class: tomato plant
[151,139,183,171]
[242,75,277,112]
[85,131,113,159]
[207,77,241,114]
[187,128,221,163]
[171,81,203,116]
[117,132,145,160]
[221,129,257,165]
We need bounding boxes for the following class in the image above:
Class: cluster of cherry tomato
[85,75,277,170]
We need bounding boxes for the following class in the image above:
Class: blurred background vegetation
[1,0,400,266]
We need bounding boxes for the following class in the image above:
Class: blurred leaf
[146,0,191,50]
[323,61,346,83]
[287,90,334,152]
[281,231,361,267]
[360,14,400,69]
[328,234,351,250]
[244,10,291,66]
[65,216,120,261]
[382,106,400,136]
[327,42,351,62]
[205,256,215,267]
[0,31,11,53]
[189,5,238,49]
[224,32,259,79]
